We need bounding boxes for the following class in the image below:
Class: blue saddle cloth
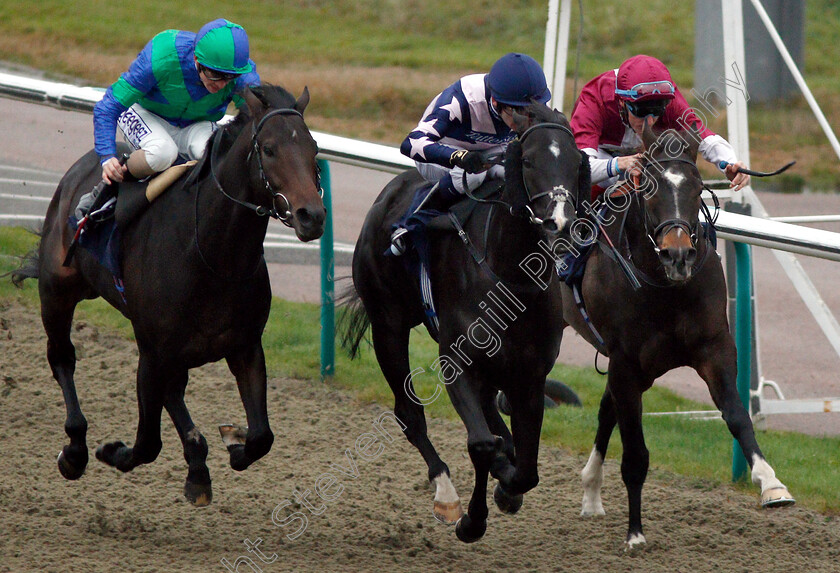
[68,211,122,279]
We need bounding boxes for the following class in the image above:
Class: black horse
[11,85,325,506]
[562,125,794,548]
[342,103,590,542]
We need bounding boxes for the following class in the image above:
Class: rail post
[318,159,335,381]
[732,239,752,481]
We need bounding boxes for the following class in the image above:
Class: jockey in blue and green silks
[92,18,260,185]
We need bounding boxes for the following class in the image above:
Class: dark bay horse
[562,125,793,548]
[342,104,590,542]
[11,85,325,506]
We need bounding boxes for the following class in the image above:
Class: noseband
[210,108,321,227]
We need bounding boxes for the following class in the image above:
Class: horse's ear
[686,124,701,160]
[512,108,530,135]
[641,117,658,151]
[243,88,267,117]
[294,86,310,115]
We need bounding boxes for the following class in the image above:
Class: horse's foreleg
[447,374,496,543]
[491,379,545,515]
[41,288,88,481]
[224,343,273,471]
[164,369,212,506]
[370,320,460,523]
[581,389,617,517]
[96,351,165,471]
[695,339,795,507]
[608,358,650,548]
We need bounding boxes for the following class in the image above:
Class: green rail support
[318,159,335,381]
[732,240,752,482]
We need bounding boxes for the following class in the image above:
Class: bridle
[209,107,322,227]
[463,122,579,226]
[517,122,578,225]
[638,156,718,251]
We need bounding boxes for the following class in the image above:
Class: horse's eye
[262,146,275,158]
[522,158,533,169]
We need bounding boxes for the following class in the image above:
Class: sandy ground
[2,298,839,573]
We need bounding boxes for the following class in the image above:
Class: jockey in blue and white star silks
[399,52,551,204]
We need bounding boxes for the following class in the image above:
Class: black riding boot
[390,174,462,256]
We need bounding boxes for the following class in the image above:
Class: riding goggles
[199,64,240,83]
[625,99,670,118]
[615,80,675,101]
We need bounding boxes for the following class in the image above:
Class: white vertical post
[720,0,751,204]
[749,0,840,162]
[543,0,572,112]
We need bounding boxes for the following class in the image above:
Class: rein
[195,106,313,281]
[463,122,578,225]
[598,156,719,289]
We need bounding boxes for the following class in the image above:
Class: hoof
[761,486,796,508]
[57,448,88,481]
[185,480,213,507]
[455,514,486,543]
[624,532,647,551]
[493,483,523,515]
[433,500,464,525]
[219,424,247,448]
[95,441,126,467]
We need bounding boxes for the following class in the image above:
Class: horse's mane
[524,102,571,130]
[645,127,701,162]
[185,84,298,188]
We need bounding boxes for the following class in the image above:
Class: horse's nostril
[686,248,697,266]
[542,219,558,233]
[295,207,325,229]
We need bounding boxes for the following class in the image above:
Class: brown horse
[11,85,325,506]
[342,103,590,542]
[562,125,794,548]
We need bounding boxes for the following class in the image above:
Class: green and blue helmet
[194,19,252,75]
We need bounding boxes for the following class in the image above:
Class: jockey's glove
[450,150,488,174]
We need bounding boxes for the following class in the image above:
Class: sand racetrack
[1,298,839,573]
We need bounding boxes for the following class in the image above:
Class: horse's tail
[336,281,370,360]
[6,234,41,288]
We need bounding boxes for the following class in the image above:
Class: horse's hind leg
[96,351,165,471]
[164,368,212,506]
[222,343,273,471]
[695,337,794,507]
[581,389,617,517]
[369,318,461,524]
[40,280,88,480]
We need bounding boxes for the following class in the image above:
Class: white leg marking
[581,447,606,516]
[433,472,459,504]
[751,454,796,507]
[625,532,647,549]
[750,455,784,492]
[432,472,463,524]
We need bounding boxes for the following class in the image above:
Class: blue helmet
[487,53,551,107]
[195,19,252,75]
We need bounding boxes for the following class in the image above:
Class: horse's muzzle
[292,204,326,242]
[658,244,697,282]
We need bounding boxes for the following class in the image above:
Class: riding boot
[74,182,117,221]
[390,175,462,256]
